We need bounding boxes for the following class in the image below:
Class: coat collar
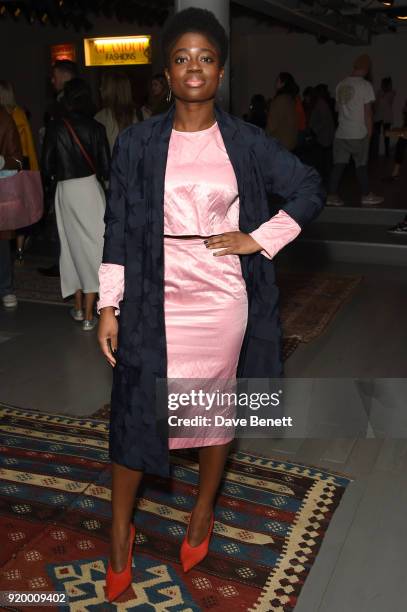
[157,103,239,141]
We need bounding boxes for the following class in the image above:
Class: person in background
[388,213,407,235]
[141,73,172,119]
[0,104,23,308]
[0,81,38,171]
[327,54,384,207]
[39,59,78,278]
[293,79,306,135]
[245,94,267,129]
[372,77,395,159]
[383,99,407,183]
[383,101,407,235]
[49,59,78,120]
[0,80,39,263]
[316,83,338,126]
[266,72,298,151]
[308,84,336,183]
[95,71,139,154]
[298,86,321,171]
[302,86,315,122]
[42,78,110,330]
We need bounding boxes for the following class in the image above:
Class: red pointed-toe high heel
[105,523,136,602]
[180,512,214,573]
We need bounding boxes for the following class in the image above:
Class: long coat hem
[103,105,325,476]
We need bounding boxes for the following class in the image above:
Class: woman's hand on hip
[204,231,262,256]
[97,307,118,367]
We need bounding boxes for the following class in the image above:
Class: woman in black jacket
[42,78,110,330]
[97,8,324,601]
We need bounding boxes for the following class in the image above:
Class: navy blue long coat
[103,105,324,476]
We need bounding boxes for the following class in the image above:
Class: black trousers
[394,137,406,165]
[372,121,391,158]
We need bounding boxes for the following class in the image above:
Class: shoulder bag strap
[62,118,97,175]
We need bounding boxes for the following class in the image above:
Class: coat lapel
[148,106,175,232]
[215,106,258,231]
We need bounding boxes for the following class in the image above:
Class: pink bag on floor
[0,170,44,231]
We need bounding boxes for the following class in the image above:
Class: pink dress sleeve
[97,263,124,315]
[249,210,301,260]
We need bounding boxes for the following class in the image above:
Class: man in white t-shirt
[327,55,384,206]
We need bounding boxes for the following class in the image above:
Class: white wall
[231,23,407,127]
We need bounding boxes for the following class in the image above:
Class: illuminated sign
[51,43,76,63]
[84,36,151,66]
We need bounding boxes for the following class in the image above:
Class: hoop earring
[166,87,172,103]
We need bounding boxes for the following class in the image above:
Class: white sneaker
[361,193,384,206]
[70,307,84,322]
[326,195,344,207]
[2,294,17,308]
[82,317,98,331]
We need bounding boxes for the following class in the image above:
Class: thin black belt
[164,234,212,240]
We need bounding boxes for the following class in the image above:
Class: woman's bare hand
[98,307,118,367]
[204,231,262,256]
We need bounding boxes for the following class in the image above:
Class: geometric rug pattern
[0,405,350,611]
[278,271,362,343]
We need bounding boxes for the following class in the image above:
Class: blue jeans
[0,240,13,297]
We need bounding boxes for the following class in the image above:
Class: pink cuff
[249,210,301,260]
[97,263,124,315]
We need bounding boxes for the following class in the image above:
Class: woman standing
[0,103,23,309]
[0,81,38,172]
[373,77,396,158]
[42,78,110,330]
[383,98,407,182]
[95,71,139,154]
[0,80,39,262]
[141,73,172,119]
[266,72,299,151]
[98,8,323,602]
[308,85,336,183]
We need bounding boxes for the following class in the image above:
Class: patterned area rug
[0,405,350,611]
[278,272,362,342]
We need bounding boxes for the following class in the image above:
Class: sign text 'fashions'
[84,36,151,66]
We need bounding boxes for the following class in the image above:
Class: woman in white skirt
[42,78,110,330]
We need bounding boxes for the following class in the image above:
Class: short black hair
[53,59,78,78]
[161,8,228,67]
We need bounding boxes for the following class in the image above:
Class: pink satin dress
[98,122,301,449]
[164,123,248,447]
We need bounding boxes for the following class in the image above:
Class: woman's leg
[16,234,25,252]
[329,163,346,197]
[74,289,83,311]
[388,138,407,178]
[84,291,97,321]
[383,123,391,158]
[394,137,406,171]
[15,233,25,263]
[110,462,144,572]
[371,121,382,159]
[187,442,231,546]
